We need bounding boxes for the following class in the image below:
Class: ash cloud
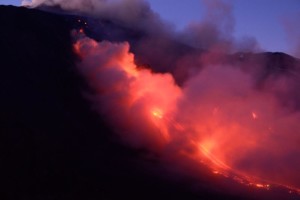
[23,0,261,83]
[26,0,300,192]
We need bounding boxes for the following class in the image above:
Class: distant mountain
[0,5,299,200]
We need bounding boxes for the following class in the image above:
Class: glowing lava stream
[196,135,300,194]
[151,107,281,192]
[198,142,231,170]
[73,31,300,195]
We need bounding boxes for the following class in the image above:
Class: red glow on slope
[73,32,300,195]
[198,139,231,170]
[152,108,163,119]
[74,32,181,149]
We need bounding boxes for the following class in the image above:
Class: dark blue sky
[2,0,300,56]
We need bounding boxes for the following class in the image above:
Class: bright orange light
[199,140,230,170]
[254,183,270,189]
[152,109,163,119]
[256,183,264,188]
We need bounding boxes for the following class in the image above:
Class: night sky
[148,0,300,57]
[1,0,300,56]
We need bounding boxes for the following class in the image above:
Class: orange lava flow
[198,141,231,170]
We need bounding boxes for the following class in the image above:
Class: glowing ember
[152,109,163,119]
[256,183,266,188]
[213,170,220,174]
[252,112,257,119]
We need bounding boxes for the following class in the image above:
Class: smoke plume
[282,12,300,58]
[25,0,300,192]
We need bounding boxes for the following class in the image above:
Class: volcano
[1,5,300,200]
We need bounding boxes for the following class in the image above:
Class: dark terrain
[0,6,299,200]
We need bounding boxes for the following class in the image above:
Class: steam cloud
[25,0,300,191]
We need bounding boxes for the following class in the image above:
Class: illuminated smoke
[27,0,300,192]
[73,35,181,151]
[74,31,300,190]
[22,0,260,83]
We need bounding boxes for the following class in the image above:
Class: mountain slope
[0,6,217,200]
[1,5,300,200]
